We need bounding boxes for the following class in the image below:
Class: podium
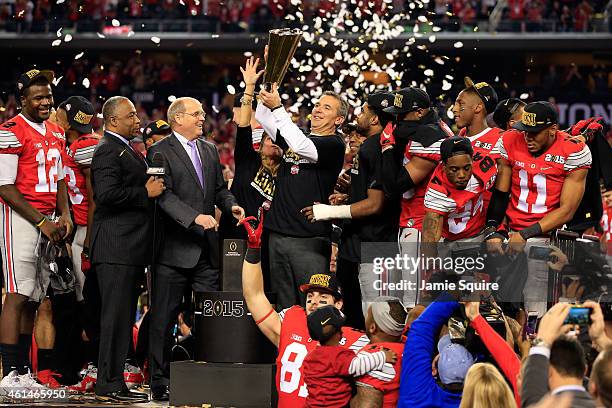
[170,239,278,407]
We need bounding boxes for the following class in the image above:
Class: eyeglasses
[179,111,206,119]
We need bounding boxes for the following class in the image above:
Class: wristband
[243,92,254,97]
[519,223,543,240]
[245,247,261,264]
[35,217,47,228]
[312,204,352,221]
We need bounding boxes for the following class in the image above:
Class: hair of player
[459,363,515,408]
[21,76,51,97]
[322,90,349,120]
[102,96,129,122]
[549,336,586,379]
[591,345,612,407]
[388,300,408,329]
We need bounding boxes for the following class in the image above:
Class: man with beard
[0,69,72,390]
[302,91,398,329]
[379,88,453,306]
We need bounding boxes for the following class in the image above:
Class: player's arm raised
[240,210,281,347]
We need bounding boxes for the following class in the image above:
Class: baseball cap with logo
[58,96,95,134]
[17,69,55,94]
[306,305,345,342]
[437,334,475,385]
[299,273,342,299]
[464,77,498,114]
[493,98,526,130]
[383,87,430,115]
[512,101,558,132]
[143,119,171,139]
[440,136,474,162]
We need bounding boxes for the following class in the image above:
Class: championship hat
[440,136,474,162]
[58,96,95,134]
[464,77,498,114]
[383,87,430,115]
[512,101,558,132]
[17,69,55,94]
[299,273,342,299]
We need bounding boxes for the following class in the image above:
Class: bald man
[146,97,244,401]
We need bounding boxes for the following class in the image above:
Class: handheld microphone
[147,152,166,177]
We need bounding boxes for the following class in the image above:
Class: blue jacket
[398,298,462,408]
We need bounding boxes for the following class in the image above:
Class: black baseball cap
[17,69,55,94]
[383,87,430,115]
[441,136,474,162]
[367,91,394,112]
[307,305,345,342]
[58,96,94,134]
[143,119,171,139]
[299,273,342,299]
[512,101,558,132]
[492,98,526,130]
[464,77,498,114]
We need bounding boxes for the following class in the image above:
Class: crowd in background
[0,0,610,33]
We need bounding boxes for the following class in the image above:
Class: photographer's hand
[463,301,480,321]
[537,303,574,346]
[582,300,612,350]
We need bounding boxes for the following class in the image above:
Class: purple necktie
[187,140,204,188]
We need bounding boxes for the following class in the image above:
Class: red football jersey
[276,306,369,408]
[424,163,496,240]
[0,114,65,214]
[356,342,404,408]
[399,120,453,229]
[62,135,99,226]
[497,130,592,231]
[303,345,356,408]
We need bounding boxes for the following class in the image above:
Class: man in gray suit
[147,97,244,401]
[521,303,595,408]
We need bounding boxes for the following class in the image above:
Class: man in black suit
[521,302,596,408]
[90,96,164,403]
[147,97,244,401]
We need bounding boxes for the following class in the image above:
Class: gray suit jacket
[521,353,595,408]
[148,134,237,269]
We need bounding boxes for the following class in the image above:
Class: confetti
[74,52,84,60]
[64,34,72,42]
[111,19,120,27]
[96,32,105,38]
[424,69,434,77]
[151,36,161,44]
[51,39,62,47]
[442,80,452,91]
[82,78,90,88]
[227,85,236,95]
[520,93,529,100]
[453,41,463,48]
[168,95,177,102]
[56,28,63,37]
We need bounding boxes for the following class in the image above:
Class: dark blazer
[90,131,151,265]
[148,133,237,269]
[521,353,595,408]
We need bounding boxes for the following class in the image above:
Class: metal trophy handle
[263,28,302,91]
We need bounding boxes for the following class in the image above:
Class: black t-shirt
[265,132,345,238]
[339,134,400,262]
[220,125,275,239]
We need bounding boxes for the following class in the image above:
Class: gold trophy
[263,28,302,91]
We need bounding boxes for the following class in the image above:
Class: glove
[239,206,266,248]
[81,250,91,274]
[570,116,603,143]
[380,122,396,150]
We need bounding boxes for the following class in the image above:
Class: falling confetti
[96,32,105,38]
[453,41,464,48]
[82,78,90,88]
[111,19,120,27]
[151,36,161,44]
[51,39,62,47]
[227,85,236,95]
[56,28,63,37]
[520,93,529,100]
[64,34,72,42]
[168,95,177,102]
[74,52,84,60]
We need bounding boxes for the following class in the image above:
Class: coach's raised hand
[259,83,282,110]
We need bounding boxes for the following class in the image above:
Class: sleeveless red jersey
[399,120,453,229]
[0,114,65,214]
[497,130,592,231]
[424,162,496,240]
[356,341,404,408]
[62,135,99,226]
[276,306,369,408]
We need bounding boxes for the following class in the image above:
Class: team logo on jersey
[521,112,537,127]
[544,154,565,164]
[291,164,299,175]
